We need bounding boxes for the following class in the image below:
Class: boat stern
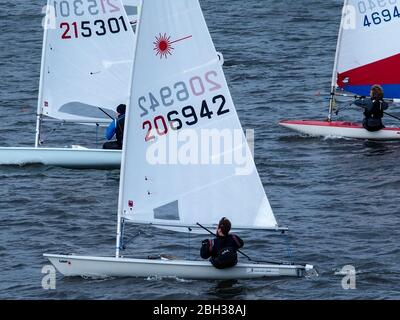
[303,264,318,277]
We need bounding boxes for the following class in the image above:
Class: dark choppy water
[1,0,400,300]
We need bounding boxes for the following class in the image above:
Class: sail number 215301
[60,16,128,39]
[53,0,121,17]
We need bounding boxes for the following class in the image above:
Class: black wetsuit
[115,115,125,146]
[200,234,244,269]
[354,98,389,132]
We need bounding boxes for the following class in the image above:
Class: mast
[35,0,51,147]
[328,0,349,121]
[115,0,142,258]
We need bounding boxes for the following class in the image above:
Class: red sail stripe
[337,53,400,88]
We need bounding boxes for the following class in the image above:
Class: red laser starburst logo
[153,33,192,59]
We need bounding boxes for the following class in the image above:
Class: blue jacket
[105,114,125,141]
[105,119,117,140]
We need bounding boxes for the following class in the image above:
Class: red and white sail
[334,0,400,99]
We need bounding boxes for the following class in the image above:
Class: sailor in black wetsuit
[103,104,126,150]
[354,85,389,132]
[200,217,244,269]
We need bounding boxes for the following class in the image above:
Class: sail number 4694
[363,5,400,27]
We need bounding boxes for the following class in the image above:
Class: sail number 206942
[142,95,228,142]
[139,70,231,142]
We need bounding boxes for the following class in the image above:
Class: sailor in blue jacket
[103,104,126,150]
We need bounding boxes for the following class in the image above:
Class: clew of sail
[335,0,400,99]
[39,0,135,123]
[119,0,279,232]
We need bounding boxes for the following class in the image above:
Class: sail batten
[335,0,400,99]
[119,0,278,231]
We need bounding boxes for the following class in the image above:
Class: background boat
[279,0,400,140]
[0,0,137,168]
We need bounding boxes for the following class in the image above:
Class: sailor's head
[370,85,384,101]
[217,217,231,236]
[116,104,126,115]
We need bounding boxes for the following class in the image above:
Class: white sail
[39,0,135,123]
[335,0,400,99]
[119,0,278,231]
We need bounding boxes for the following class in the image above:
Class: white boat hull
[0,147,121,169]
[44,254,312,280]
[279,120,400,140]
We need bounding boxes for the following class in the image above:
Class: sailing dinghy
[279,0,400,140]
[45,0,314,280]
[0,0,136,168]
